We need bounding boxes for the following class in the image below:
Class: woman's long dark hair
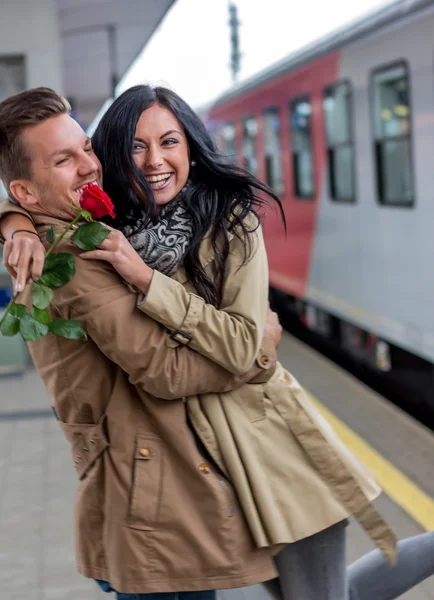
[92,85,284,306]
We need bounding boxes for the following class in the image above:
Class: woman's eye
[133,144,145,152]
[162,138,178,146]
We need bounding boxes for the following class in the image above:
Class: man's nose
[78,151,100,175]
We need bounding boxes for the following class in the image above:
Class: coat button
[139,448,150,458]
[259,354,270,367]
[199,462,210,474]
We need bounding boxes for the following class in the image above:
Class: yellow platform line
[305,391,434,532]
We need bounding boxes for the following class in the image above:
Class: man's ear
[9,180,39,208]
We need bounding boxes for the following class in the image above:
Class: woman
[1,85,433,600]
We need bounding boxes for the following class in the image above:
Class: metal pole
[106,23,118,98]
[228,2,241,83]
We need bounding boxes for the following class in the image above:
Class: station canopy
[57,0,176,126]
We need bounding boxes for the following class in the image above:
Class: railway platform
[0,332,433,599]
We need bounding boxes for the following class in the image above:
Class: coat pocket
[57,417,109,481]
[127,435,164,531]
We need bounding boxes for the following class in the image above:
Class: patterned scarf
[121,193,194,277]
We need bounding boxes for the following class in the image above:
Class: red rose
[80,183,116,219]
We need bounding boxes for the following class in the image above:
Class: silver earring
[191,160,196,167]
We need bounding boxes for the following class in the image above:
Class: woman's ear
[8,180,39,208]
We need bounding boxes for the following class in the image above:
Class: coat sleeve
[53,243,274,401]
[138,221,269,375]
[0,199,35,242]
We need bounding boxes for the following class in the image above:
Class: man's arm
[52,242,275,400]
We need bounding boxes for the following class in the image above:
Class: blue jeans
[96,580,216,600]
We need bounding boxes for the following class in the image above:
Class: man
[0,88,280,597]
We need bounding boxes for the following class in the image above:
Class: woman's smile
[145,172,174,191]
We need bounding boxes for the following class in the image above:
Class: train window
[290,96,314,199]
[371,62,414,206]
[323,81,355,202]
[263,108,284,195]
[243,116,258,176]
[222,122,236,159]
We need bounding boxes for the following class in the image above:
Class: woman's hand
[80,228,154,295]
[3,232,45,292]
[265,306,282,348]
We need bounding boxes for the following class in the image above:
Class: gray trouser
[348,531,434,600]
[265,526,434,600]
[265,520,349,600]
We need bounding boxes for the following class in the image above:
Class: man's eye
[55,157,69,166]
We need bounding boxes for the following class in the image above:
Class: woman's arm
[82,216,271,376]
[1,212,35,241]
[140,224,269,374]
[0,201,45,290]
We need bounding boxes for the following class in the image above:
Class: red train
[202,0,434,418]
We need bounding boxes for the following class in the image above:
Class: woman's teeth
[147,174,171,182]
[147,174,172,189]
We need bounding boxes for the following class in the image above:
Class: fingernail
[16,283,23,292]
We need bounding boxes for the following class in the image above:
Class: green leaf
[31,306,51,324]
[38,253,75,288]
[9,303,27,318]
[31,282,54,310]
[0,313,20,337]
[71,222,110,251]
[19,313,49,341]
[46,226,55,245]
[48,318,87,340]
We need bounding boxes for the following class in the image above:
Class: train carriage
[202,0,434,415]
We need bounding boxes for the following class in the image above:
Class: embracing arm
[138,221,270,375]
[0,200,45,290]
[53,241,275,401]
[0,199,36,240]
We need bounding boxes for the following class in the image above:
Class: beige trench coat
[136,214,397,564]
[1,202,397,568]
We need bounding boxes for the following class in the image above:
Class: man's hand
[3,232,45,292]
[264,305,282,348]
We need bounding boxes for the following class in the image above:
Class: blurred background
[1,1,434,598]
